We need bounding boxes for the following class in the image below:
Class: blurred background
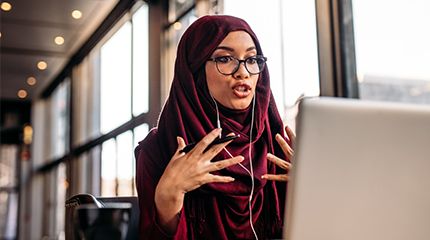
[1,0,429,239]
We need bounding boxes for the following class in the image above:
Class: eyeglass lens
[216,56,266,75]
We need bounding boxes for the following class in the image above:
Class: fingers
[208,156,244,172]
[267,153,292,170]
[265,127,294,182]
[176,137,186,153]
[190,128,223,155]
[170,137,186,162]
[194,131,238,158]
[275,134,294,159]
[175,130,242,187]
[206,174,235,183]
[261,174,289,182]
[285,125,296,143]
[194,156,243,187]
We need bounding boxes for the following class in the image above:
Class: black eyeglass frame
[206,55,268,75]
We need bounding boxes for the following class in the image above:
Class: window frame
[315,0,359,98]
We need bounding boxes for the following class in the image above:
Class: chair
[65,193,139,240]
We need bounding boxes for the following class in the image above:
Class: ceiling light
[1,2,12,11]
[23,125,33,145]
[54,36,65,45]
[18,90,27,98]
[0,32,2,38]
[71,10,82,19]
[27,77,36,85]
[24,125,33,135]
[37,61,47,70]
[173,22,182,30]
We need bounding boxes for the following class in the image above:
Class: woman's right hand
[154,128,244,235]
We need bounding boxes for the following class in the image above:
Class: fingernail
[237,156,244,163]
[261,175,266,179]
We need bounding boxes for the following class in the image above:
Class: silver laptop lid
[284,97,430,240]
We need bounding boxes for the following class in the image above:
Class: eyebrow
[214,46,257,52]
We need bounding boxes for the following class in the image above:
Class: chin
[230,100,252,110]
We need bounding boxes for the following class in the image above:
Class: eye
[257,57,266,64]
[216,56,233,63]
[246,57,257,64]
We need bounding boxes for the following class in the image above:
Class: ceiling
[0,0,120,101]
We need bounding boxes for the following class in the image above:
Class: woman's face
[205,31,259,110]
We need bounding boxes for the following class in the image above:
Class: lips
[232,82,252,98]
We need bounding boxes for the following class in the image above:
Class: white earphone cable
[248,95,257,240]
[210,93,258,240]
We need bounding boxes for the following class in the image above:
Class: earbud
[210,93,222,138]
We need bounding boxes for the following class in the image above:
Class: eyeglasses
[207,55,267,75]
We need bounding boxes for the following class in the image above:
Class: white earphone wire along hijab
[210,93,258,240]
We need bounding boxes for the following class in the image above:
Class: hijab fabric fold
[135,15,288,240]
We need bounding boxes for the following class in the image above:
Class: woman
[135,15,293,240]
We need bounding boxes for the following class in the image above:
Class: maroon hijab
[136,15,288,240]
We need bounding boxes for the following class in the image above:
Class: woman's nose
[234,62,250,79]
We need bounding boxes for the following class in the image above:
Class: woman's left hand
[262,125,295,182]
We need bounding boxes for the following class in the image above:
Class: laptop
[284,97,430,240]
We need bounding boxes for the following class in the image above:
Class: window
[100,22,132,134]
[48,79,70,238]
[101,124,148,197]
[100,4,149,135]
[353,0,430,104]
[101,138,117,196]
[0,144,19,240]
[133,7,150,115]
[99,4,150,196]
[51,79,70,159]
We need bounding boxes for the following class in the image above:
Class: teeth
[235,86,247,91]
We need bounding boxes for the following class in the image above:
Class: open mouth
[235,85,249,92]
[232,83,252,98]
